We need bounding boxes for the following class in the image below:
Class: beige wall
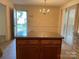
[0,4,7,36]
[0,0,13,40]
[7,0,13,40]
[15,5,60,37]
[0,0,8,6]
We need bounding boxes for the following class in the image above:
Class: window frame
[14,10,28,38]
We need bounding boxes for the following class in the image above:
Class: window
[14,10,28,37]
[62,6,76,46]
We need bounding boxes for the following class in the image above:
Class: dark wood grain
[16,37,62,59]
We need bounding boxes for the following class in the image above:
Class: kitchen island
[16,35,63,59]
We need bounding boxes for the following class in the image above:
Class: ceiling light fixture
[40,0,50,15]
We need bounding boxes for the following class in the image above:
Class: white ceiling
[12,0,71,6]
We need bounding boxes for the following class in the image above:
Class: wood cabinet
[16,37,63,59]
[17,45,40,59]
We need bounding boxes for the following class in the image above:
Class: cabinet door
[41,46,60,59]
[17,45,40,59]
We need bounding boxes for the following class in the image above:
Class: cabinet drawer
[17,40,39,45]
[17,40,29,45]
[17,40,62,46]
[41,40,61,45]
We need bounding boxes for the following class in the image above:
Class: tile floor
[0,39,78,59]
[61,41,77,59]
[0,40,16,59]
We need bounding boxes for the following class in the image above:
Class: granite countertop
[15,34,64,39]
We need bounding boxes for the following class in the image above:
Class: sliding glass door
[63,6,76,46]
[66,7,76,46]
